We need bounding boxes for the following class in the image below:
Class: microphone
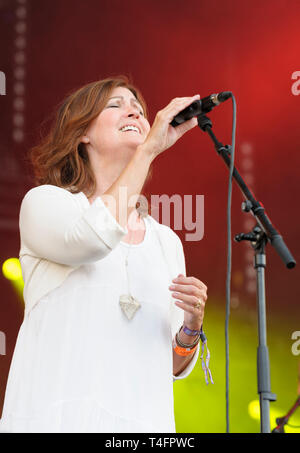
[170,91,232,127]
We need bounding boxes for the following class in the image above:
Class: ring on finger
[195,299,204,309]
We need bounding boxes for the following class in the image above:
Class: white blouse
[0,185,199,433]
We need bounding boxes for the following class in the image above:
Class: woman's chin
[121,137,144,149]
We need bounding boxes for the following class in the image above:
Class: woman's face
[83,86,150,157]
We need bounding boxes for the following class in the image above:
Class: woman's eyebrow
[108,96,143,109]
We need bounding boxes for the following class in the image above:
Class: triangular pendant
[119,294,141,320]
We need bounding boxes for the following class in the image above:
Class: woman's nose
[125,104,141,118]
[127,111,140,119]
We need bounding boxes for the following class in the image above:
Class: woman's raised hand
[140,94,200,159]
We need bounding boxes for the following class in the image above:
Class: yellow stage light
[2,258,24,301]
[248,399,300,433]
[2,258,22,281]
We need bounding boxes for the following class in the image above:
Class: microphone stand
[197,114,296,433]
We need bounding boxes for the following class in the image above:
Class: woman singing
[0,76,208,433]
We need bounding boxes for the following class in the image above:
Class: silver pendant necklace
[119,214,142,320]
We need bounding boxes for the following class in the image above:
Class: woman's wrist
[183,322,202,333]
[177,327,200,345]
[136,143,156,164]
[182,325,202,336]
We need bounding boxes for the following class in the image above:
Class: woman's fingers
[169,274,208,311]
[171,291,206,307]
[173,116,198,136]
[169,284,208,301]
[161,94,200,122]
[174,300,204,315]
[170,275,208,328]
[141,94,200,159]
[172,275,208,291]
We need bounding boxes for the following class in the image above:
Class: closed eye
[107,105,144,116]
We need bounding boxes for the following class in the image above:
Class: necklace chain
[119,212,142,320]
[123,212,142,291]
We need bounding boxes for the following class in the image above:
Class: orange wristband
[172,338,198,356]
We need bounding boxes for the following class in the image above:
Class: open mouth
[119,125,141,134]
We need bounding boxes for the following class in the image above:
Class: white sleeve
[172,234,200,382]
[19,185,128,267]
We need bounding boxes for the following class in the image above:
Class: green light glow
[173,303,300,433]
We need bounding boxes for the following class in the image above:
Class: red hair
[27,75,152,213]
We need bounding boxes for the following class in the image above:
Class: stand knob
[241,200,253,212]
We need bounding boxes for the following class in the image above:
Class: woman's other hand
[139,94,200,160]
[169,273,207,331]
